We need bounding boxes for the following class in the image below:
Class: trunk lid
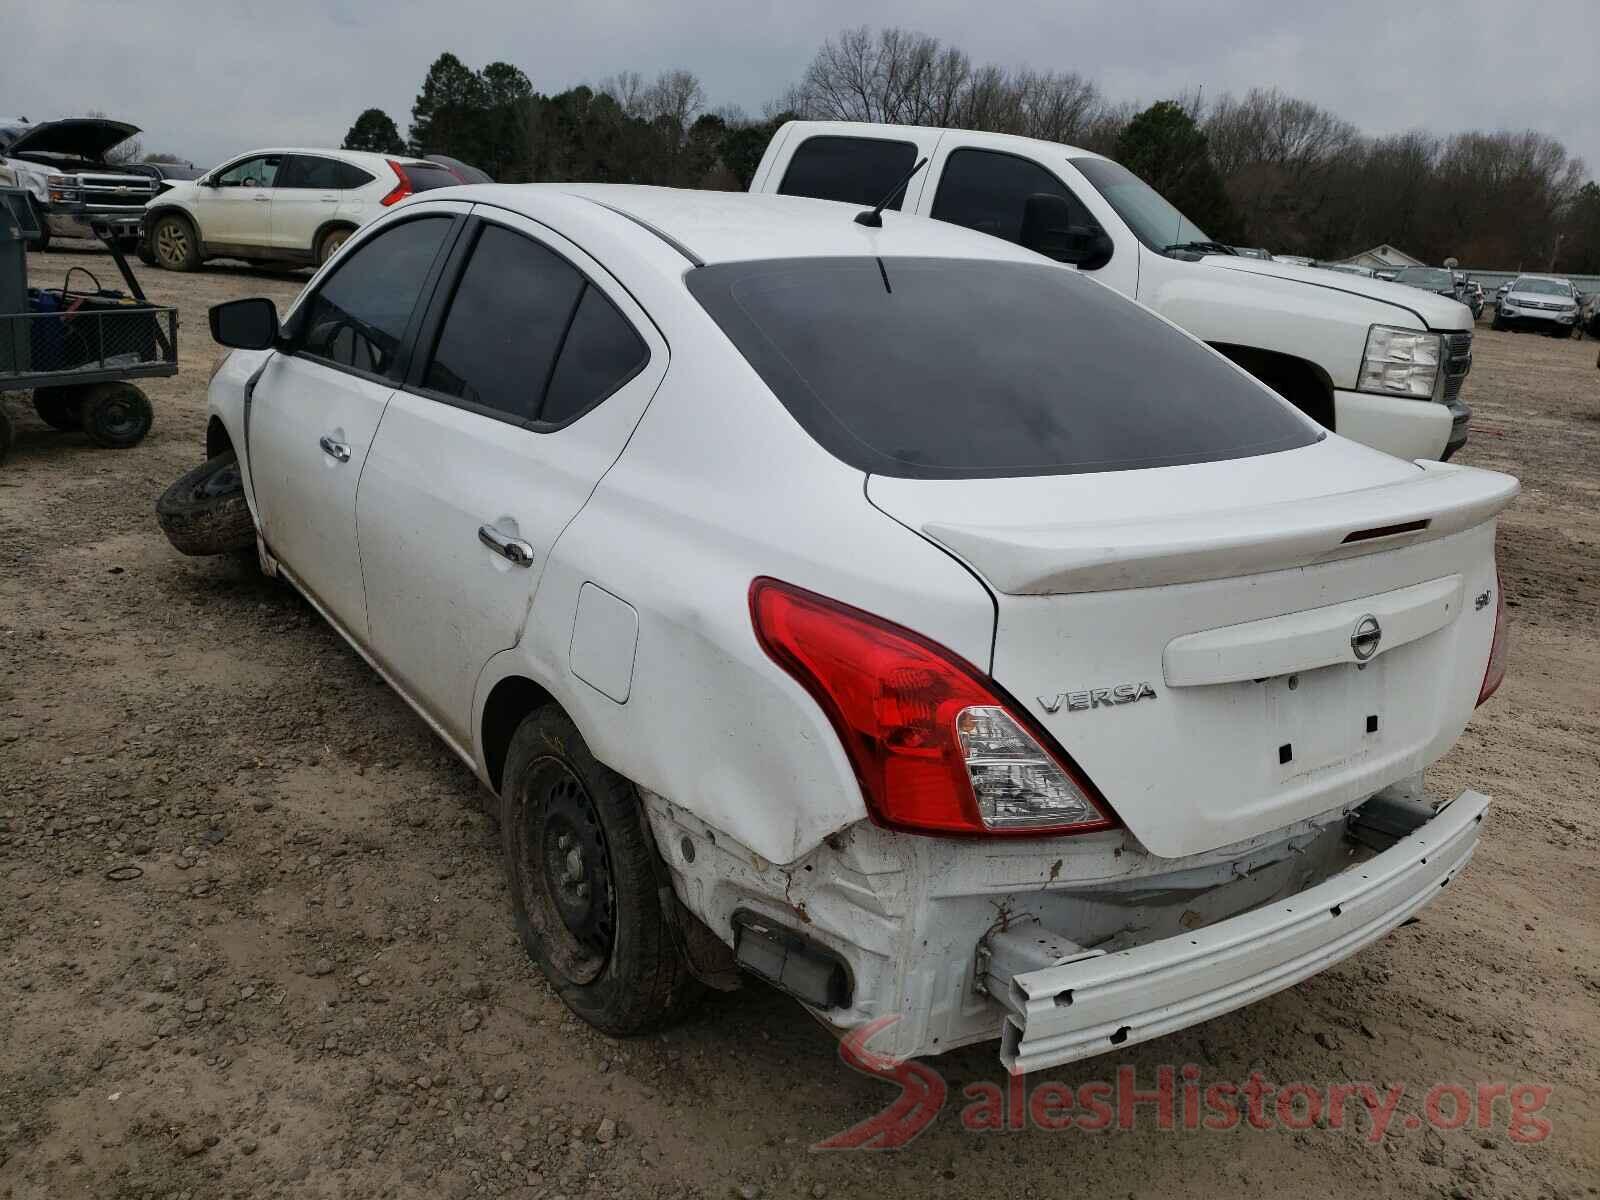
[869,439,1517,857]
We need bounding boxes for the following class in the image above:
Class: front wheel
[151,213,200,271]
[499,707,698,1036]
[78,382,153,448]
[1490,311,1507,331]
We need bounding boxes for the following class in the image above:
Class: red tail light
[380,160,413,206]
[1476,572,1508,706]
[749,578,1117,837]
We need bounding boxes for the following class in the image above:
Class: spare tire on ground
[156,452,256,556]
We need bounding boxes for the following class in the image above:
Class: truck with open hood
[0,118,160,250]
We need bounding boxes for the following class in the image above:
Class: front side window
[214,155,281,188]
[930,149,1100,260]
[688,256,1319,479]
[296,216,452,378]
[422,223,649,425]
[778,136,918,209]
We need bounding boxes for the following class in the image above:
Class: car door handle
[254,195,270,202]
[319,435,351,462]
[320,197,338,203]
[478,525,535,567]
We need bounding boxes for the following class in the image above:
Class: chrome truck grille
[1443,331,1472,404]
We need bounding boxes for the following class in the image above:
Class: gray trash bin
[0,187,35,374]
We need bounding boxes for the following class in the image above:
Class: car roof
[779,119,1106,162]
[456,183,1051,266]
[217,147,430,167]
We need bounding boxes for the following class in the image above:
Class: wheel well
[1209,344,1335,430]
[205,416,234,461]
[481,675,556,793]
[146,205,196,234]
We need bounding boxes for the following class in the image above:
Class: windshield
[688,256,1317,479]
[1069,157,1213,253]
[1514,278,1571,297]
[1394,267,1454,289]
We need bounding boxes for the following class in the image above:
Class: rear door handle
[319,435,350,462]
[253,195,271,202]
[478,525,535,567]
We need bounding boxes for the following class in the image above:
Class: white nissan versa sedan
[194,186,1516,1073]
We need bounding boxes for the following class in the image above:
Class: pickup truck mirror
[210,297,280,350]
[1020,193,1114,271]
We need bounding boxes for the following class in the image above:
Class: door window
[295,216,452,379]
[420,223,649,426]
[777,136,919,209]
[213,155,281,188]
[278,155,346,189]
[931,149,1099,256]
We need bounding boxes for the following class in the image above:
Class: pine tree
[409,53,488,161]
[341,108,405,155]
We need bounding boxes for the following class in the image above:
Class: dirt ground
[2,243,1596,1200]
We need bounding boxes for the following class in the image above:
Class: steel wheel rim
[323,230,349,260]
[515,758,615,985]
[95,393,141,439]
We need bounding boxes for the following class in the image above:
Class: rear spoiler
[924,462,1519,595]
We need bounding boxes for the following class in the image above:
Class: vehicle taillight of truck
[1477,572,1509,706]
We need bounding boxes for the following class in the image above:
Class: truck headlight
[46,174,81,203]
[1359,325,1442,398]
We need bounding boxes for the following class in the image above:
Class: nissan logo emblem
[1350,614,1382,661]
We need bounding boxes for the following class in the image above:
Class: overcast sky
[8,0,1597,177]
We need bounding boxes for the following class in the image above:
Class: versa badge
[1038,682,1158,714]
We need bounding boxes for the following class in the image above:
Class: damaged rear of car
[0,118,159,248]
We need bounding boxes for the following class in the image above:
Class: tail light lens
[380,160,413,206]
[749,578,1117,837]
[1476,572,1508,706]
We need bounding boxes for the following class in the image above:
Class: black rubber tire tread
[0,405,12,464]
[32,385,84,430]
[155,452,255,556]
[499,706,698,1036]
[78,382,153,449]
[317,226,353,265]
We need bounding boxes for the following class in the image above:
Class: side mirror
[210,297,280,350]
[1020,193,1114,271]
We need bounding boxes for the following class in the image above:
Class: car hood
[2,118,140,161]
[1202,254,1473,330]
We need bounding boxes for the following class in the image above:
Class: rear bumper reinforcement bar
[987,789,1489,1074]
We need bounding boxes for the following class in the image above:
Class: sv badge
[1038,682,1158,714]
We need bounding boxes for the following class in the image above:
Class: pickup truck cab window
[294,215,452,379]
[420,222,650,427]
[778,135,918,209]
[930,148,1102,261]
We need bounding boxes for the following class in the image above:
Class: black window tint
[931,149,1095,252]
[688,257,1319,479]
[542,286,649,424]
[778,136,918,209]
[334,161,374,189]
[279,155,345,189]
[297,216,450,378]
[402,162,461,193]
[423,225,585,420]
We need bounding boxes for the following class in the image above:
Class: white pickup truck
[0,118,159,250]
[751,122,1475,461]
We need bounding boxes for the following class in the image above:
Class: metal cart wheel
[32,385,85,430]
[78,382,153,449]
[0,404,12,464]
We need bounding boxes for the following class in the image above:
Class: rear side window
[688,257,1319,478]
[931,149,1097,251]
[778,136,918,209]
[334,160,375,189]
[542,286,650,425]
[401,162,462,192]
[296,216,451,378]
[279,155,345,189]
[423,225,586,420]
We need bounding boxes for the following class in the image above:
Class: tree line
[341,29,1600,273]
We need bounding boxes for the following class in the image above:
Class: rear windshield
[402,162,462,192]
[688,257,1320,479]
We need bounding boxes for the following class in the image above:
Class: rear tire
[0,405,12,464]
[499,707,698,1036]
[78,382,153,448]
[316,226,353,265]
[151,213,200,272]
[32,385,84,430]
[156,452,256,555]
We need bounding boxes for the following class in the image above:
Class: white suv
[142,148,459,271]
[190,186,1514,1073]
